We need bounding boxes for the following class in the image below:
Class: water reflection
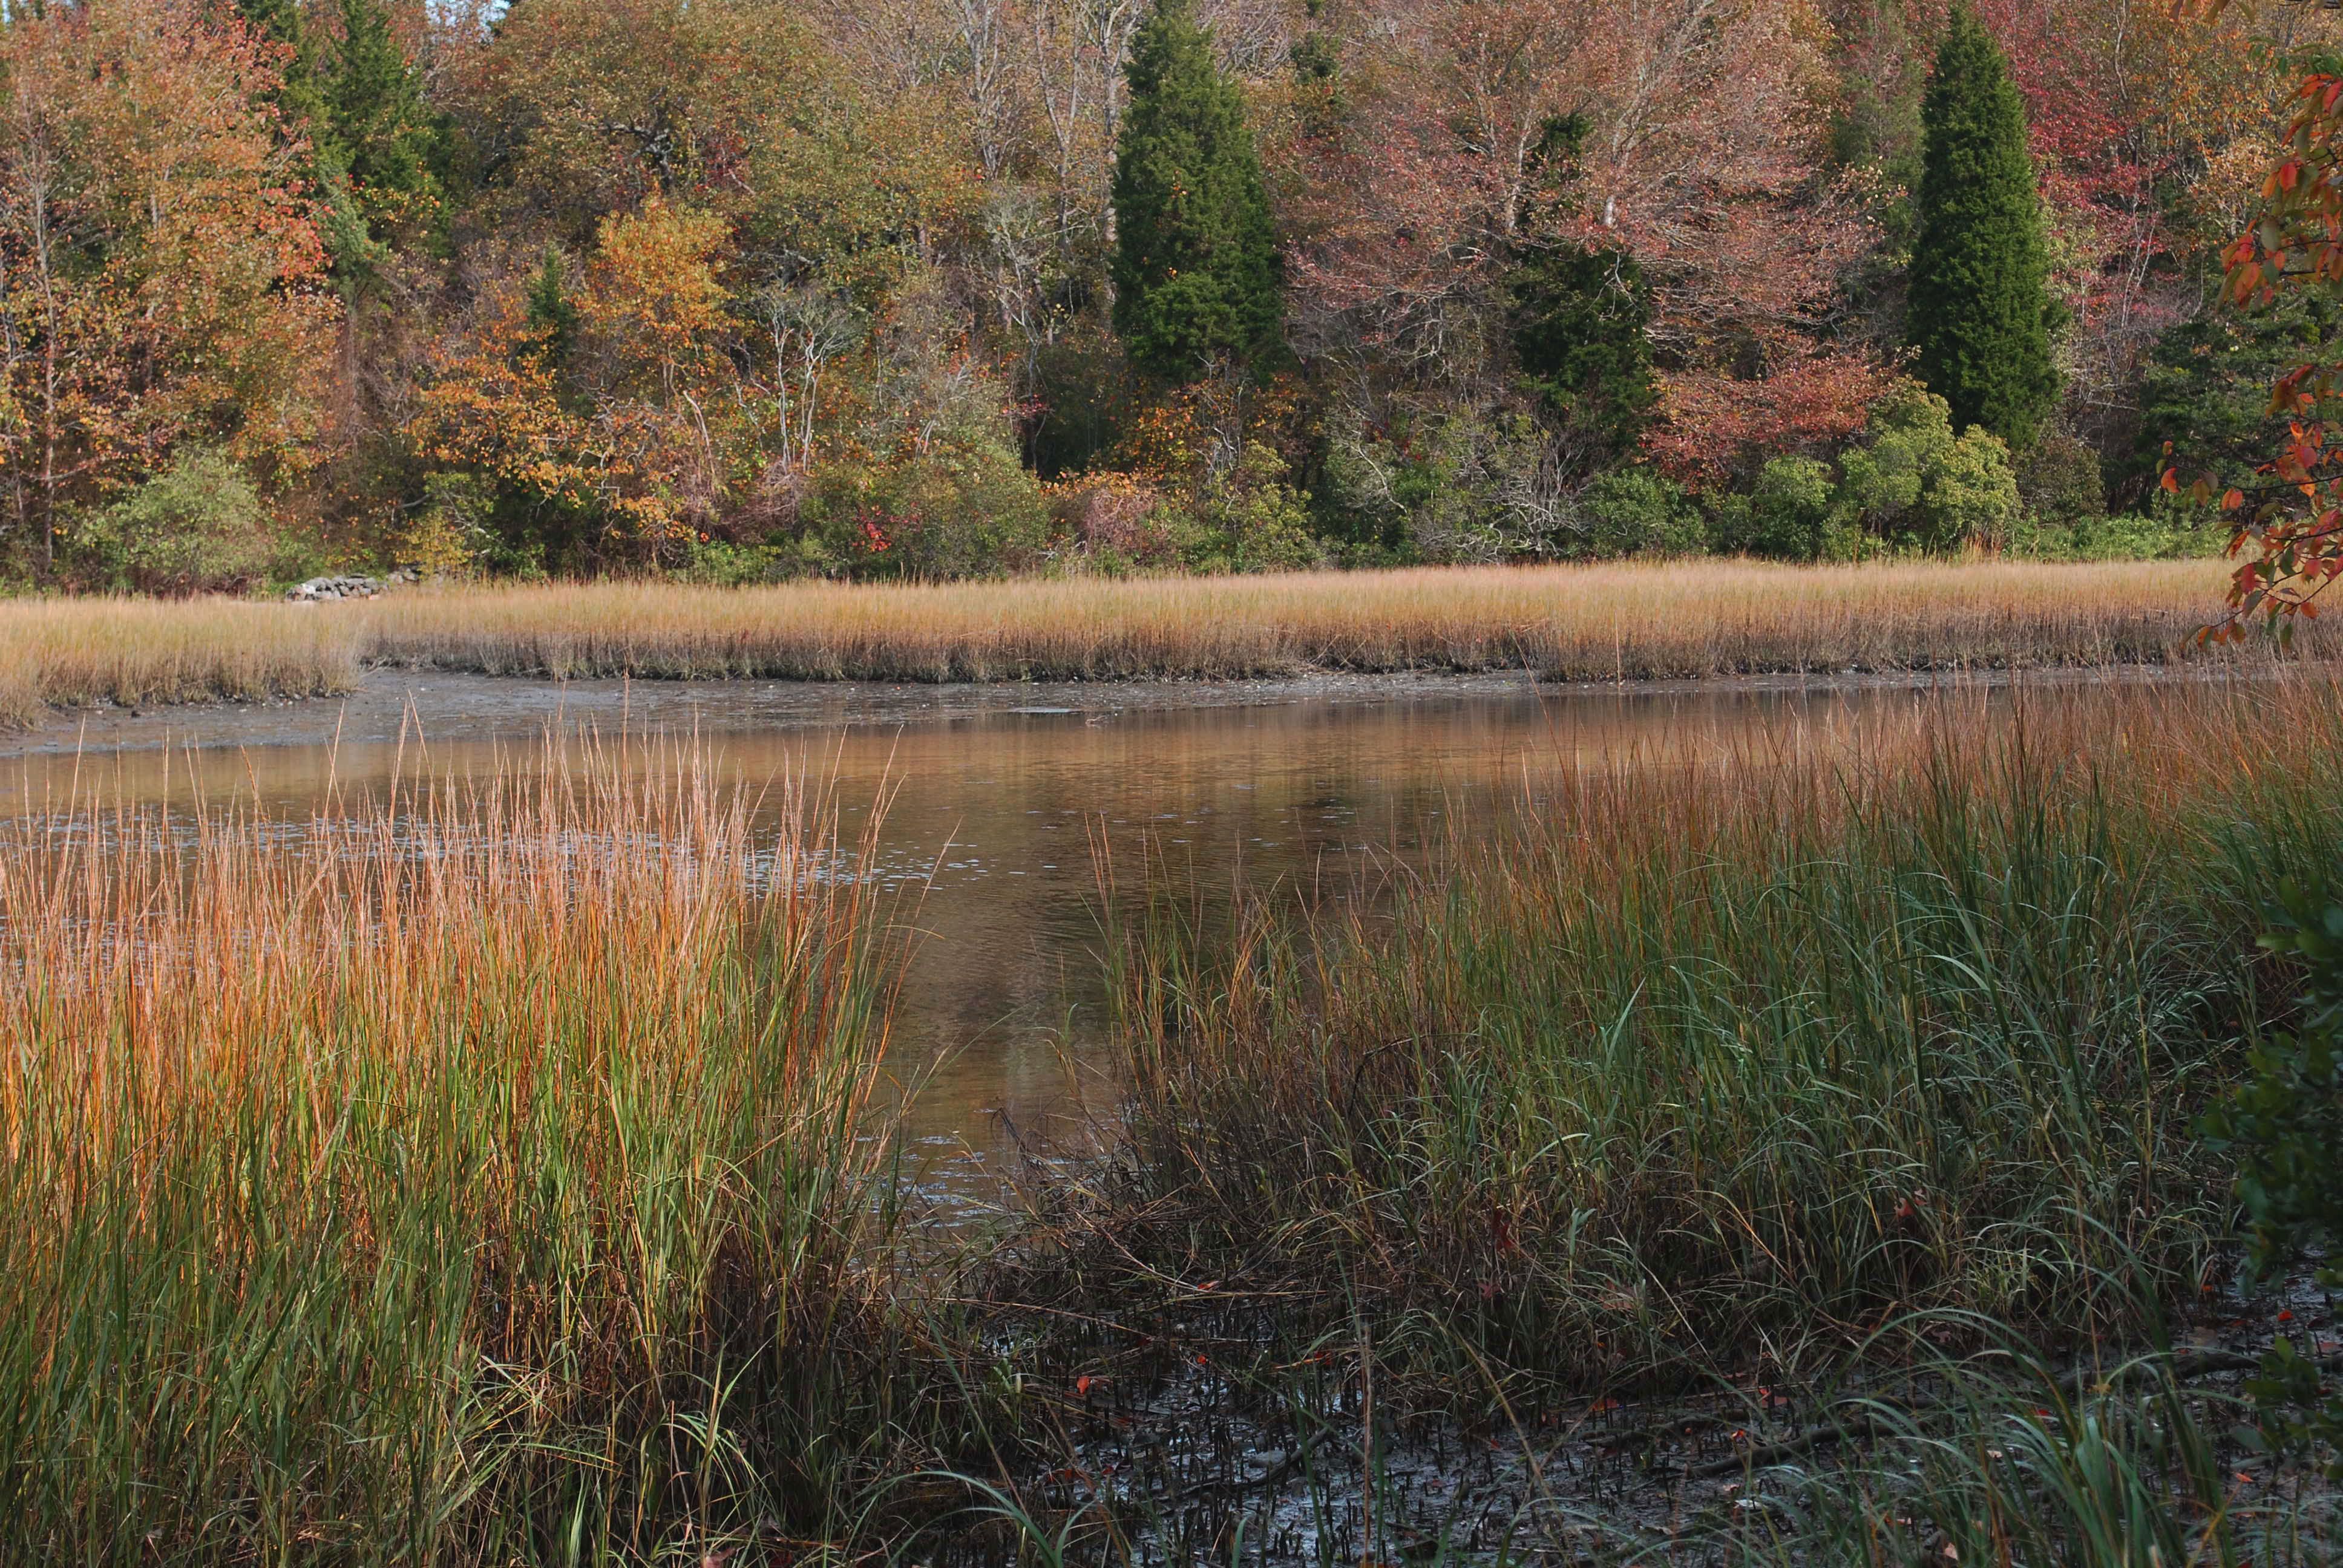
[0,670,2057,1214]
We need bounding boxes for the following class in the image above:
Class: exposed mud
[0,661,2270,759]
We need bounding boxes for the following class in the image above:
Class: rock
[286,574,385,603]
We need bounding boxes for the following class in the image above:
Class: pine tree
[327,0,444,237]
[1110,0,1282,382]
[1509,114,1654,462]
[1907,2,2059,451]
[234,0,332,136]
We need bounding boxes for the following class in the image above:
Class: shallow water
[0,667,2151,1215]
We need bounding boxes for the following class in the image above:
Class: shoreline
[1,559,2264,732]
[0,658,2310,759]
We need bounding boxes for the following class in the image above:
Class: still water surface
[0,669,2085,1212]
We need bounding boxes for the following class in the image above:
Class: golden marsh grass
[3,676,2339,1557]
[0,558,2294,727]
[0,743,942,1557]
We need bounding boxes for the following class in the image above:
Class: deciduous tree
[0,0,337,569]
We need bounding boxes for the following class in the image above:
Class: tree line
[0,0,2330,589]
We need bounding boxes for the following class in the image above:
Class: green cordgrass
[0,755,983,1563]
[1073,679,2338,1407]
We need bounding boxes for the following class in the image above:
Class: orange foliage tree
[410,202,755,558]
[2200,68,2343,632]
[0,0,338,568]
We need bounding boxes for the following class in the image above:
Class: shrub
[1927,422,2025,552]
[1576,468,1705,557]
[395,472,522,580]
[1326,405,1584,563]
[1838,385,2020,552]
[1730,455,1844,561]
[1175,442,1322,573]
[2017,427,2107,531]
[674,538,787,586]
[2014,506,2226,562]
[69,451,278,596]
[804,425,1050,581]
[1050,474,1181,572]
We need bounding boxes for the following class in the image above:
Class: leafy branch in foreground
[2186,70,2343,637]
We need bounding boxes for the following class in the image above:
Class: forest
[0,0,2335,591]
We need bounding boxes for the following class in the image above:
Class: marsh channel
[2,664,2162,1215]
[3,664,2291,1561]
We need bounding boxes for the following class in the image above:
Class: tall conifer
[1509,114,1654,462]
[328,0,444,234]
[1907,2,2059,450]
[1110,0,1282,382]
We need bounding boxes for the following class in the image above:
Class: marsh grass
[0,740,992,1562]
[0,593,364,727]
[1029,678,2343,1415]
[1686,1320,2342,1568]
[0,560,2306,727]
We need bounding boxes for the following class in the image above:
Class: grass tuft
[1034,678,2343,1411]
[0,740,978,1560]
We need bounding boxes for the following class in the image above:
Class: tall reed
[1066,678,2343,1404]
[1,560,2305,727]
[0,743,943,1561]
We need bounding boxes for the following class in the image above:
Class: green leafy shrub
[1838,385,2020,552]
[1325,405,1613,562]
[1575,468,1705,557]
[69,451,278,596]
[1725,455,1844,561]
[399,472,545,579]
[673,537,787,586]
[2017,427,2107,531]
[804,425,1050,581]
[2013,505,2225,562]
[1175,442,1322,573]
[2201,886,2343,1480]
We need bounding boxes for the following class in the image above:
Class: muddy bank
[0,661,2284,758]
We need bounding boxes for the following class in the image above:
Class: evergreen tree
[232,0,377,282]
[327,0,445,240]
[1509,114,1654,462]
[235,0,332,134]
[524,247,580,370]
[1907,3,2059,451]
[1510,246,1654,457]
[2135,292,2343,501]
[1110,0,1282,382]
